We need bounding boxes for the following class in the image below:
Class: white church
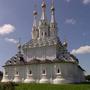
[1,0,85,84]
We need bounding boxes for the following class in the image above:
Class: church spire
[41,0,46,20]
[32,1,39,40]
[50,0,57,38]
[17,39,22,54]
[51,0,55,23]
[33,1,37,27]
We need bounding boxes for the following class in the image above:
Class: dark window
[45,32,47,36]
[48,29,50,36]
[42,70,45,74]
[9,61,11,64]
[29,70,32,74]
[57,69,60,73]
[14,60,16,63]
[16,72,19,75]
[42,32,43,36]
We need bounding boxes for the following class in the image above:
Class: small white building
[1,0,85,84]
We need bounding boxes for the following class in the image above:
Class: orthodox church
[1,0,85,84]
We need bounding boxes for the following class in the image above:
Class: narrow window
[57,69,60,73]
[48,29,50,36]
[9,61,11,64]
[16,71,19,75]
[45,32,47,36]
[42,70,46,74]
[42,32,43,36]
[29,70,32,75]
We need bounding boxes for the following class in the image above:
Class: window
[29,70,32,75]
[42,32,43,36]
[42,70,46,74]
[9,61,12,64]
[45,32,47,36]
[16,72,19,75]
[48,30,50,36]
[14,60,16,64]
[57,69,60,73]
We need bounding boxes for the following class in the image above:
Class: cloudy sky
[0,0,90,75]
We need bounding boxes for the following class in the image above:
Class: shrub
[85,75,90,81]
[0,82,15,90]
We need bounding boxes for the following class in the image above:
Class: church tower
[50,0,57,38]
[32,2,39,40]
[38,0,49,39]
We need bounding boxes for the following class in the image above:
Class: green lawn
[0,83,90,90]
[15,83,90,90]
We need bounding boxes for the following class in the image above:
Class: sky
[0,0,90,75]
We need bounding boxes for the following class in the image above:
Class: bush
[0,71,3,81]
[0,82,15,90]
[85,75,90,81]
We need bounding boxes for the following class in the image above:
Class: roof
[5,53,26,66]
[78,65,85,71]
[70,54,79,63]
[22,37,62,49]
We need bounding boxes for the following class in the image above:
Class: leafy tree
[85,75,90,81]
[0,71,3,81]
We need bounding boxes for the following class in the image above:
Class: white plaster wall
[4,63,85,83]
[5,66,15,80]
[24,45,56,61]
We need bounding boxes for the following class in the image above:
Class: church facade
[1,0,85,84]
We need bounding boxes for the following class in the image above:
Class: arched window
[9,61,11,64]
[16,71,19,75]
[57,68,60,73]
[45,32,47,36]
[14,60,16,64]
[48,29,50,36]
[29,70,32,75]
[42,70,46,74]
[42,32,43,36]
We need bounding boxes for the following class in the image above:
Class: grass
[0,82,90,90]
[15,83,90,90]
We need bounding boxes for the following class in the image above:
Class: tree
[0,71,3,81]
[85,75,90,81]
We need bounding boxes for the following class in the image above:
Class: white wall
[3,62,85,83]
[24,45,56,61]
